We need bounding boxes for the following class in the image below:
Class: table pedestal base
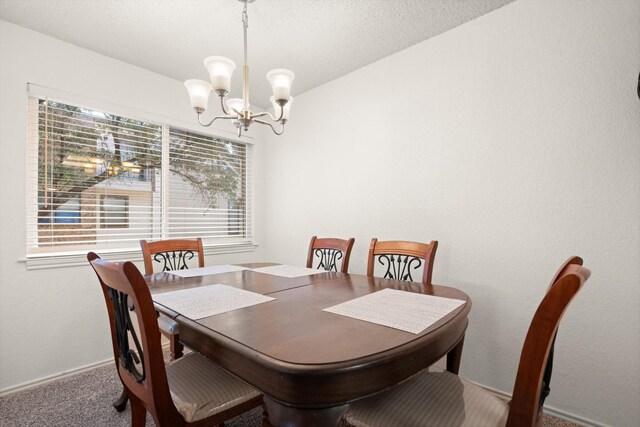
[264,397,348,427]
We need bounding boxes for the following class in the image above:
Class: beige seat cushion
[166,352,261,422]
[344,369,508,427]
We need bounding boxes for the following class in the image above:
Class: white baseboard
[0,343,172,397]
[0,357,113,397]
[543,406,610,427]
[472,380,609,427]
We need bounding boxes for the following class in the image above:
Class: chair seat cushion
[344,369,509,427]
[166,352,261,422]
[158,315,180,335]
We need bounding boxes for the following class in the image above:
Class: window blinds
[168,128,252,243]
[26,97,252,255]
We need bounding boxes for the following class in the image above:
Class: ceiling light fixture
[184,0,294,137]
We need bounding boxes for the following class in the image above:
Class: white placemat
[153,284,275,320]
[250,264,328,278]
[165,265,248,278]
[323,288,466,334]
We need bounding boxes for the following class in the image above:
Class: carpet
[0,361,580,426]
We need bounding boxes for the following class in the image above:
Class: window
[168,128,249,240]
[27,97,253,256]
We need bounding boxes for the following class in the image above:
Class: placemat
[250,264,328,278]
[323,288,466,334]
[166,265,249,278]
[154,284,275,320]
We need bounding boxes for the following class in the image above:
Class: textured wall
[0,20,267,391]
[263,1,640,425]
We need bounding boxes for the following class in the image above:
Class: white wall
[0,20,267,391]
[263,0,640,425]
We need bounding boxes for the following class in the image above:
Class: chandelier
[184,0,294,137]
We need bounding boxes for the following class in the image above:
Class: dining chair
[306,236,355,273]
[140,238,205,360]
[343,257,590,427]
[367,238,438,285]
[87,252,267,426]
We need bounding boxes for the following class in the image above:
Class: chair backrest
[367,238,438,285]
[140,238,205,275]
[306,236,355,273]
[87,252,183,424]
[507,257,590,427]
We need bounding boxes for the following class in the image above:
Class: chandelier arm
[197,113,237,127]
[251,104,284,122]
[254,118,285,135]
[219,96,232,116]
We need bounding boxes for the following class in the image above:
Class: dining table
[146,263,471,427]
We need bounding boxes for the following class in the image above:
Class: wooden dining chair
[367,238,438,285]
[140,238,205,361]
[306,236,355,273]
[87,252,267,427]
[344,257,590,427]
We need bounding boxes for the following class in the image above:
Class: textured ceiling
[0,0,514,107]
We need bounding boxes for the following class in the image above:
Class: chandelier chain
[242,3,248,65]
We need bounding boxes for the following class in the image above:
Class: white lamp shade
[184,79,212,111]
[226,98,245,115]
[266,69,295,101]
[270,96,293,121]
[204,56,236,93]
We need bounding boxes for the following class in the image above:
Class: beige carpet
[0,360,580,426]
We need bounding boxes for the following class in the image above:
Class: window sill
[21,242,259,270]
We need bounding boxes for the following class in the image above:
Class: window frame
[24,88,257,269]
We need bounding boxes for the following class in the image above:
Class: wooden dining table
[147,263,471,427]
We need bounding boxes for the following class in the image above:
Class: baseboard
[0,343,172,397]
[0,357,113,397]
[543,406,610,427]
[471,380,609,427]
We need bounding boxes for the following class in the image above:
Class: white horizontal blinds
[168,128,252,244]
[26,97,163,254]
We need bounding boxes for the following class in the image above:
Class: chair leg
[130,396,146,427]
[170,335,184,360]
[112,387,128,412]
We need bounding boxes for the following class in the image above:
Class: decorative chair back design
[378,253,422,282]
[367,238,438,285]
[109,284,145,383]
[140,238,204,275]
[155,251,193,271]
[87,252,184,424]
[306,236,355,274]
